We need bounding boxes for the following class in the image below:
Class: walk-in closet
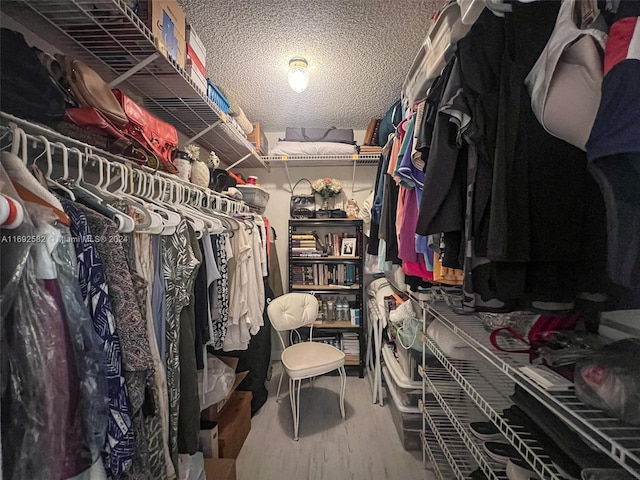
[1,1,639,479]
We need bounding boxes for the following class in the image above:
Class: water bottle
[326,297,336,322]
[339,297,348,321]
[321,298,328,321]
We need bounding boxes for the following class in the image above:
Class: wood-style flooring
[236,368,435,480]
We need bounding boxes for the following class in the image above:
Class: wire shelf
[262,154,380,168]
[425,303,640,478]
[421,430,457,480]
[424,366,511,480]
[422,333,578,480]
[0,0,267,170]
[421,400,478,479]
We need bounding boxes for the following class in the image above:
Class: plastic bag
[198,356,236,410]
[574,338,640,426]
[389,300,422,351]
[1,216,69,478]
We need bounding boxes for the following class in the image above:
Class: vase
[322,198,330,210]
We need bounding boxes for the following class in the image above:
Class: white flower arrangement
[312,177,342,201]
[184,144,200,161]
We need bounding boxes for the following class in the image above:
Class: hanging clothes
[58,195,136,479]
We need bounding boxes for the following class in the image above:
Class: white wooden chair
[267,292,346,440]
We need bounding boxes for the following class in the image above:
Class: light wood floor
[236,367,435,480]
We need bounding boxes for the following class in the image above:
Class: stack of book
[342,332,360,363]
[291,264,357,287]
[291,233,323,257]
[359,145,383,155]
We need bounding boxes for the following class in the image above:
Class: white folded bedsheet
[269,141,358,156]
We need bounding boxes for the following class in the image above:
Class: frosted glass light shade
[288,58,309,93]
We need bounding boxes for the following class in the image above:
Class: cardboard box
[186,24,206,70]
[138,0,186,69]
[186,59,207,95]
[247,121,268,155]
[201,357,249,423]
[200,421,219,458]
[217,391,252,458]
[203,458,236,480]
[187,44,206,76]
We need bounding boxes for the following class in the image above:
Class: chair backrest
[267,293,318,332]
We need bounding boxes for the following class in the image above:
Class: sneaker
[483,441,521,464]
[470,421,503,441]
[506,457,540,480]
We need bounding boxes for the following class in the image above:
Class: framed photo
[340,238,357,257]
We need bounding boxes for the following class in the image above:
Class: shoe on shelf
[506,457,541,480]
[483,441,522,464]
[470,421,503,441]
[468,468,506,480]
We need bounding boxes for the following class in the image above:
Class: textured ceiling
[179,0,439,132]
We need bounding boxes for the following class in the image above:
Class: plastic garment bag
[1,161,108,479]
[1,164,69,479]
[51,223,109,476]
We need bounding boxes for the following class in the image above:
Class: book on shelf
[291,241,317,247]
[291,233,314,240]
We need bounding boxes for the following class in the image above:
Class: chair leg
[276,368,285,403]
[289,378,301,441]
[338,366,346,419]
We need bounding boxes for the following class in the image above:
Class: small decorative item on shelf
[340,237,357,257]
[191,158,210,188]
[345,198,360,218]
[174,150,192,182]
[312,177,342,211]
[209,150,220,169]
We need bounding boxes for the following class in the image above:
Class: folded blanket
[269,141,358,156]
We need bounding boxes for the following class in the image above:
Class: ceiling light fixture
[288,57,309,93]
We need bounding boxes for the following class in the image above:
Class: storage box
[203,458,236,480]
[199,421,219,458]
[201,357,249,422]
[383,366,422,451]
[235,185,270,209]
[382,346,422,409]
[246,121,268,155]
[138,0,186,69]
[207,80,231,114]
[395,343,422,382]
[187,44,206,76]
[217,391,252,458]
[186,24,206,71]
[186,58,207,95]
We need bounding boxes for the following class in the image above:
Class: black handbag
[290,178,316,218]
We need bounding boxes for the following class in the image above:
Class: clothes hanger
[165,179,206,238]
[206,191,238,235]
[135,173,181,235]
[68,148,135,233]
[176,183,218,234]
[110,162,156,232]
[101,160,152,230]
[2,129,71,227]
[192,189,224,234]
[51,142,76,201]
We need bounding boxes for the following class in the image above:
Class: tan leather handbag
[525,0,607,150]
[56,54,128,128]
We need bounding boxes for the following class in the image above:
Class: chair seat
[282,342,345,379]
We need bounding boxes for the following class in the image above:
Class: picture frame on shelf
[341,238,356,257]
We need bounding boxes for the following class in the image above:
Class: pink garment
[397,187,433,281]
